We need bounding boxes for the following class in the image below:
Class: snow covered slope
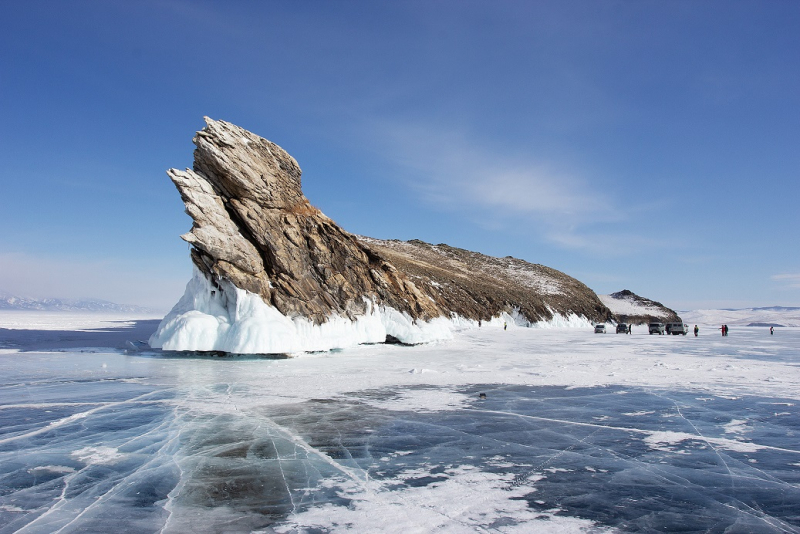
[598,290,680,324]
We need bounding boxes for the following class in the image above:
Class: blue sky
[1,0,798,312]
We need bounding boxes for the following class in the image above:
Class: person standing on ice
[694,325,699,337]
[504,321,507,331]
[770,326,774,335]
[628,324,632,334]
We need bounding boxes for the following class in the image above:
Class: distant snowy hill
[598,290,680,325]
[0,291,154,314]
[680,307,800,327]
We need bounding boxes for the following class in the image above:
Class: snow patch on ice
[361,387,471,413]
[644,431,765,453]
[0,504,27,513]
[723,419,751,435]
[28,465,76,475]
[71,446,123,465]
[274,464,603,533]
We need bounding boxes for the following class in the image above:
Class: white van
[666,323,689,335]
[649,322,665,335]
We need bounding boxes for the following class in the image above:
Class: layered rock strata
[151,118,613,353]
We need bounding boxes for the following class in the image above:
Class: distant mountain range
[723,306,800,312]
[680,306,800,327]
[0,292,154,314]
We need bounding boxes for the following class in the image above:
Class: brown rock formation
[358,237,611,324]
[168,117,612,328]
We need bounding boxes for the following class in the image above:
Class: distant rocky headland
[150,118,678,353]
[599,290,681,325]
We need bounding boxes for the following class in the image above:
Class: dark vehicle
[666,323,689,335]
[649,322,665,335]
[616,323,629,334]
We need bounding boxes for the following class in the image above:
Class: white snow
[275,464,600,534]
[0,310,160,331]
[148,268,594,353]
[8,308,799,403]
[151,323,800,410]
[643,431,765,453]
[71,446,124,465]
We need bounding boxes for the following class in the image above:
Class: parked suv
[616,323,629,334]
[594,324,606,333]
[666,323,689,335]
[649,322,665,335]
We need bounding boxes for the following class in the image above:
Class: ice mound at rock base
[149,269,593,354]
[149,269,455,353]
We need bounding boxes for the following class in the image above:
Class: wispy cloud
[368,120,657,255]
[771,273,800,289]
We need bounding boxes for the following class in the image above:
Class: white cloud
[545,230,666,257]
[368,120,653,255]
[387,124,614,222]
[771,273,800,289]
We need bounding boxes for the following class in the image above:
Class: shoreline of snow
[148,269,594,354]
[0,310,162,331]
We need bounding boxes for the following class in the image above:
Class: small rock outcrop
[154,118,614,352]
[599,290,681,325]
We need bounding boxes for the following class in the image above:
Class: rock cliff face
[152,118,613,352]
[167,117,443,326]
[599,290,681,325]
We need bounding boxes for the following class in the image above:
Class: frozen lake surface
[1,313,799,533]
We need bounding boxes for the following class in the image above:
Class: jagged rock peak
[168,117,443,325]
